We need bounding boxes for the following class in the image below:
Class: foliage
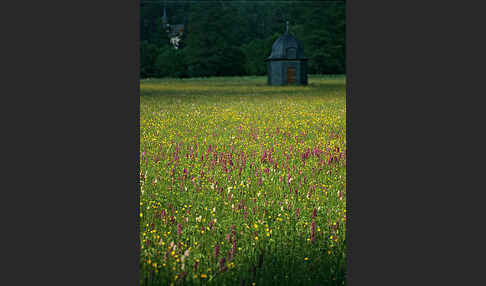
[184,4,247,77]
[154,47,188,78]
[301,3,345,74]
[140,41,160,78]
[140,1,345,78]
[242,34,280,76]
[139,75,346,285]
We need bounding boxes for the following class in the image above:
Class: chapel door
[287,67,296,84]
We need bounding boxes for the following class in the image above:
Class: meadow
[139,75,346,285]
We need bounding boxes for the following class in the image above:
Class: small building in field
[265,22,308,85]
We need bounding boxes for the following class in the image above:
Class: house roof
[168,24,184,37]
[266,30,307,61]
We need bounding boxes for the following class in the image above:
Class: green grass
[140,75,346,285]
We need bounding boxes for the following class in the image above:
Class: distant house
[266,22,308,85]
[162,8,185,49]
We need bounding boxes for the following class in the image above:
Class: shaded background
[140,0,345,78]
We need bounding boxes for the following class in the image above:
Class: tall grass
[140,75,346,285]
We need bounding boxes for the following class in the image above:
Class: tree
[154,47,188,78]
[184,3,248,77]
[140,4,170,78]
[301,2,345,74]
[140,1,346,77]
[140,41,160,78]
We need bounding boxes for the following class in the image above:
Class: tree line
[140,0,345,78]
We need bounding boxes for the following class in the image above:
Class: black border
[346,1,486,284]
[7,0,140,284]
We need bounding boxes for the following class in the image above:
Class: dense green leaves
[140,1,345,78]
[154,46,188,78]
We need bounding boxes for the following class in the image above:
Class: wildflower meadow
[139,75,346,285]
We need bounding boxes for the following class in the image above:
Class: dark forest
[141,1,345,78]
